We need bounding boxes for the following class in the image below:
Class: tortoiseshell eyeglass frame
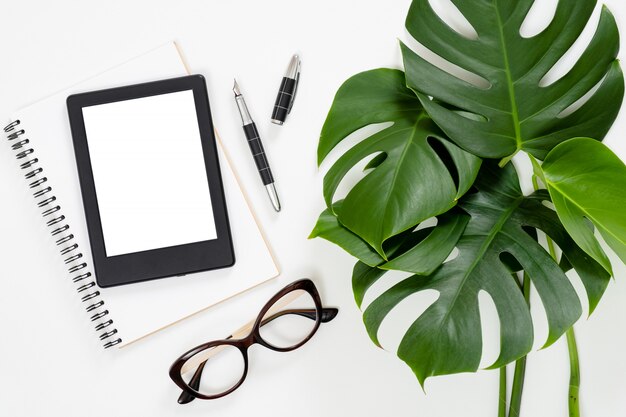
[169,278,338,404]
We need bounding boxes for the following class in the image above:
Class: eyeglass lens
[180,344,245,397]
[259,288,318,349]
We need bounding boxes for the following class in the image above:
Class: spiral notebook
[3,43,279,349]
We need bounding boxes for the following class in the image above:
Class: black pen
[233,79,281,212]
[271,54,301,125]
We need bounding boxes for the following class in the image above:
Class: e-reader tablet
[67,75,234,287]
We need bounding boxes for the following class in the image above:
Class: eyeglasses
[169,279,338,404]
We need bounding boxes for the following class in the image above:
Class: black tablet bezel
[67,75,234,288]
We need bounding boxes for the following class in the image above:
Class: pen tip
[233,79,241,96]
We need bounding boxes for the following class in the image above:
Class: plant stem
[530,159,583,416]
[508,357,526,417]
[499,150,519,168]
[532,175,540,191]
[508,273,531,417]
[543,233,582,417]
[499,366,507,417]
[507,171,543,417]
[567,329,581,417]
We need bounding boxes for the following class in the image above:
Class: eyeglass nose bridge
[239,331,259,349]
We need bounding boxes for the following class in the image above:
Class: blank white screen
[82,90,217,257]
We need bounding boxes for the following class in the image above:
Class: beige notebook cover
[7,42,279,348]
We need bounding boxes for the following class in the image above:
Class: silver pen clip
[287,58,301,115]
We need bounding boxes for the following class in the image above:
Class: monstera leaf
[541,138,626,273]
[311,201,468,275]
[401,0,624,161]
[318,69,481,255]
[309,202,384,267]
[354,162,609,385]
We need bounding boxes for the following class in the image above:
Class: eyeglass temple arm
[261,307,339,325]
[177,308,338,404]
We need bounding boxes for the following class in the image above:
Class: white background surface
[83,90,217,256]
[1,1,626,416]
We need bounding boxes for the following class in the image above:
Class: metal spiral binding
[4,120,121,349]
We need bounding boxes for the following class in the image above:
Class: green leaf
[318,69,481,255]
[311,200,467,273]
[542,137,626,273]
[524,191,610,315]
[353,261,387,309]
[380,212,469,275]
[318,68,422,164]
[309,202,384,267]
[357,162,609,386]
[401,0,624,160]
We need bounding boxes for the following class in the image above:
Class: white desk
[1,1,626,416]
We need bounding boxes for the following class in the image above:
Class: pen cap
[271,78,297,125]
[271,55,300,125]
